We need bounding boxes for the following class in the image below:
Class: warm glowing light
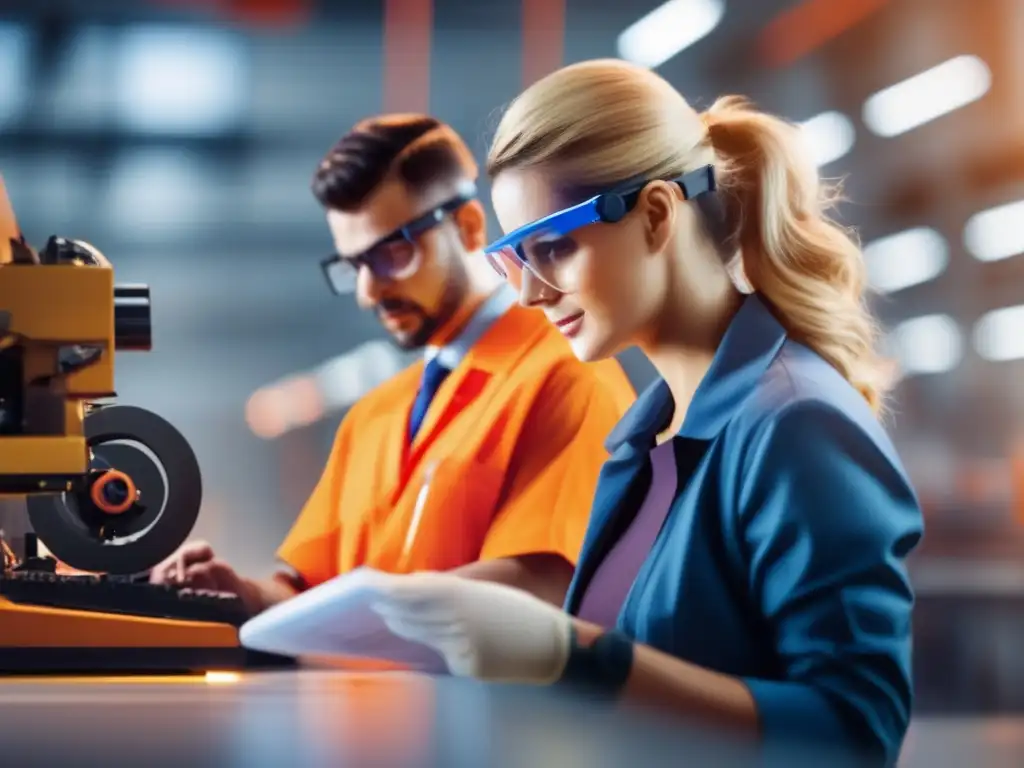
[279,376,325,426]
[205,670,241,684]
[245,341,411,439]
[244,387,290,439]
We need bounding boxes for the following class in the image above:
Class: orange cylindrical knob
[89,469,137,515]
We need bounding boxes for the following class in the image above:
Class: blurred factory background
[2,0,1024,718]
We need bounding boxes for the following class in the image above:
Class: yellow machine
[0,174,267,673]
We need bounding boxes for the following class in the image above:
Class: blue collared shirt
[564,294,923,764]
[424,284,517,370]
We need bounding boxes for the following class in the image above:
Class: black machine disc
[26,405,202,575]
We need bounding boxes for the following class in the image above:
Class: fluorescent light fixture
[964,198,1024,262]
[889,314,963,375]
[974,304,1024,362]
[863,227,948,293]
[316,340,410,410]
[245,340,413,438]
[114,25,245,134]
[617,0,726,69]
[862,54,991,138]
[797,111,855,167]
[107,148,216,236]
[50,26,117,131]
[0,23,30,129]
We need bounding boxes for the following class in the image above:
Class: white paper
[239,568,449,672]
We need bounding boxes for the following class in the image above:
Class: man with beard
[151,115,636,615]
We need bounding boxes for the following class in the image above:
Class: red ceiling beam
[152,0,311,28]
[225,0,310,27]
[382,0,434,114]
[758,0,891,68]
[521,0,566,88]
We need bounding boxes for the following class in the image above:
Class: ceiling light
[964,199,1024,263]
[862,55,990,138]
[617,0,726,69]
[0,24,29,129]
[115,25,246,135]
[889,314,963,375]
[974,305,1024,362]
[797,111,855,167]
[863,227,948,293]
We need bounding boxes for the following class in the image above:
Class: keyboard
[0,570,251,627]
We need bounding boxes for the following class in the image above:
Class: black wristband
[557,627,634,699]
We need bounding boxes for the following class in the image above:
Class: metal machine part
[0,570,250,626]
[37,236,153,352]
[1,172,198,576]
[113,283,152,351]
[26,404,203,575]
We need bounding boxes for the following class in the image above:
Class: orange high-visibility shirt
[276,304,635,587]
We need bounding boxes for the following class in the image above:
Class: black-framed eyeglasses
[320,188,476,295]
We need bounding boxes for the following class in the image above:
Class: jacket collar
[605,293,787,452]
[425,284,517,371]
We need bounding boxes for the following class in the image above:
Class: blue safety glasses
[483,165,716,293]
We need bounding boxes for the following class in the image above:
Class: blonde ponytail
[699,96,889,412]
[488,60,891,414]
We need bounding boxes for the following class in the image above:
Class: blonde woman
[251,60,924,764]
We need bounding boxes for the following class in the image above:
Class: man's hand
[150,540,261,614]
[150,540,216,585]
[150,540,303,616]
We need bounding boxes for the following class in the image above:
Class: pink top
[575,440,679,629]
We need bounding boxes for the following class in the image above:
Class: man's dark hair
[312,114,478,212]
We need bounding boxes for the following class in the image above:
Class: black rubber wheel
[26,405,203,575]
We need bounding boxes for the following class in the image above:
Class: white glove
[368,570,574,684]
